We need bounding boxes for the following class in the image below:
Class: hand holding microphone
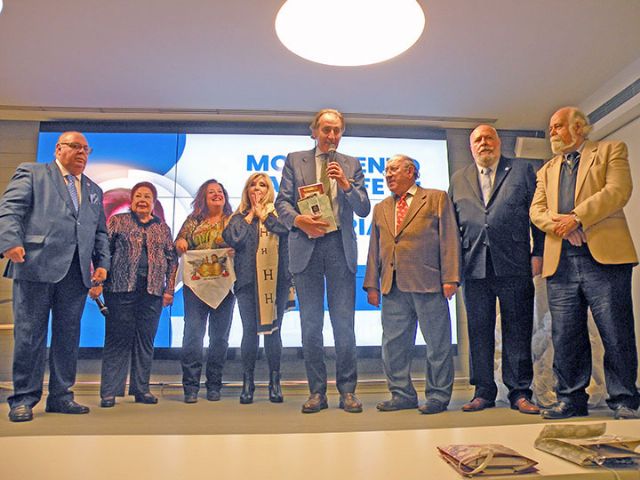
[326,145,350,190]
[88,283,109,317]
[94,296,110,317]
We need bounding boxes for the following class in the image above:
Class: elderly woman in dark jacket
[97,182,178,408]
[223,173,291,404]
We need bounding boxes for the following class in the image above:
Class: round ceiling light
[275,0,425,67]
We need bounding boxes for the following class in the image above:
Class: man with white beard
[530,106,639,420]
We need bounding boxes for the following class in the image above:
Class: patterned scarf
[255,205,280,334]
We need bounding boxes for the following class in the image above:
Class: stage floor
[2,417,639,479]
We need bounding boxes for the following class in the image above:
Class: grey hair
[387,154,420,180]
[568,107,593,137]
[309,109,345,132]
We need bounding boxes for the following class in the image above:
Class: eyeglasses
[58,142,93,154]
[384,165,407,175]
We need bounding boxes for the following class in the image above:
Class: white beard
[550,135,578,155]
[475,152,497,167]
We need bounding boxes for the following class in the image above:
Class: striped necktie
[65,174,79,212]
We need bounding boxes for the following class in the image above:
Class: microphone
[95,296,110,317]
[327,144,337,161]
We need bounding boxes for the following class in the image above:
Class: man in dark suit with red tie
[449,125,543,414]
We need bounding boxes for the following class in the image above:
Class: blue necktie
[65,174,79,212]
[565,151,580,173]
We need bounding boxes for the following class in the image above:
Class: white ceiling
[1,0,639,130]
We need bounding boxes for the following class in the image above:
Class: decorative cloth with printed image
[183,248,235,308]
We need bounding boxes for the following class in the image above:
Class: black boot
[239,371,255,404]
[269,370,283,403]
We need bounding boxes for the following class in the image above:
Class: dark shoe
[184,392,198,404]
[268,371,283,403]
[541,401,588,419]
[419,398,447,415]
[511,397,539,415]
[45,399,90,414]
[8,405,33,422]
[301,393,328,413]
[239,372,255,404]
[134,393,158,404]
[376,396,418,412]
[613,405,640,420]
[206,389,221,402]
[100,397,116,408]
[462,397,495,412]
[339,393,363,413]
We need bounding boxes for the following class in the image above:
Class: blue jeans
[547,253,639,410]
[181,287,235,394]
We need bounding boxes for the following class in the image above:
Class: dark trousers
[9,252,88,408]
[236,284,286,374]
[100,286,163,398]
[181,286,235,394]
[293,231,357,395]
[463,271,535,404]
[547,253,639,410]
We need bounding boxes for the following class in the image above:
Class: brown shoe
[462,397,495,412]
[301,393,328,414]
[339,393,363,413]
[511,397,540,415]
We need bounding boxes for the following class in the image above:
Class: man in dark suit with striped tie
[0,131,110,422]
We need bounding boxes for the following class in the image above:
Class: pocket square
[89,192,99,204]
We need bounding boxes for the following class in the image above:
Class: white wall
[0,121,40,325]
[603,116,640,374]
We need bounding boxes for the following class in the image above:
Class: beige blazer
[530,140,638,277]
[363,186,461,295]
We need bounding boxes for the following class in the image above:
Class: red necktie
[396,193,408,234]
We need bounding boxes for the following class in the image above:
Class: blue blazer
[275,149,370,274]
[0,162,110,288]
[449,156,543,280]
